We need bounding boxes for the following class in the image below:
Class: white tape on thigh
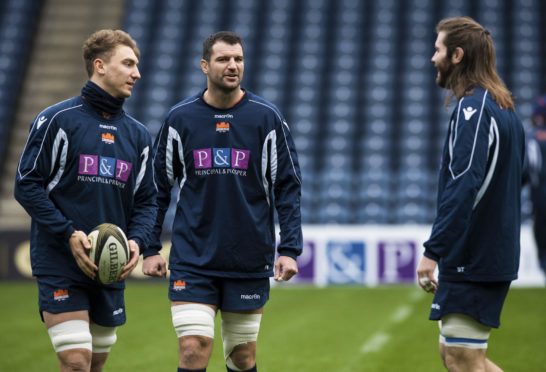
[90,323,117,353]
[48,320,92,353]
[440,313,491,349]
[171,304,215,339]
[221,312,262,362]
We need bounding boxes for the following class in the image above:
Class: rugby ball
[88,223,129,285]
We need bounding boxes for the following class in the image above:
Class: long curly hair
[437,16,514,110]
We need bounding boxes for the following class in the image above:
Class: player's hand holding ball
[120,239,140,280]
[69,230,97,279]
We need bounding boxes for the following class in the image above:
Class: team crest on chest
[214,114,233,133]
[216,121,230,133]
[101,132,115,144]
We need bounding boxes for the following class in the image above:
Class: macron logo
[241,294,261,300]
[113,308,124,316]
[462,107,477,121]
[37,116,47,129]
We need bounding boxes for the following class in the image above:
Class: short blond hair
[82,29,140,78]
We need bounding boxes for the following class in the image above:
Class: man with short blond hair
[15,29,156,371]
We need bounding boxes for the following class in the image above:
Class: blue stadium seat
[0,0,42,169]
[119,0,543,226]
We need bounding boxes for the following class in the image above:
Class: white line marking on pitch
[409,289,426,302]
[390,305,411,323]
[360,300,418,354]
[361,331,390,353]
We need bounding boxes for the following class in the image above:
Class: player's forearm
[276,204,303,259]
[144,171,173,256]
[14,179,74,240]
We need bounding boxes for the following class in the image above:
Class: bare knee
[439,343,448,369]
[58,349,92,372]
[221,312,261,371]
[179,335,213,367]
[443,348,462,371]
[90,352,108,372]
[443,346,486,372]
[439,314,491,371]
[229,342,256,370]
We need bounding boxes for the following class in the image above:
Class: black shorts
[37,275,126,327]
[429,280,511,328]
[168,269,270,311]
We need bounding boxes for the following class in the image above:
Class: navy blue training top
[15,95,157,286]
[148,90,303,278]
[424,87,525,282]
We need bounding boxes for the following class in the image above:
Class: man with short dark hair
[143,31,303,372]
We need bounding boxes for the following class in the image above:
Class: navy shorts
[37,275,126,327]
[429,280,511,328]
[169,269,270,312]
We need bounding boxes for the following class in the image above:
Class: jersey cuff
[142,248,160,258]
[128,237,142,251]
[277,248,300,260]
[423,249,440,262]
[64,226,75,242]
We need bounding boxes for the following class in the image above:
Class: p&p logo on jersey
[77,154,133,188]
[193,148,250,176]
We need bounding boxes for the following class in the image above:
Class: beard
[217,83,239,95]
[210,74,242,95]
[435,59,455,88]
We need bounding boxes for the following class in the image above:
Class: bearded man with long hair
[417,17,525,372]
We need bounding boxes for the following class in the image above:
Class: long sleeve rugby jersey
[424,87,525,282]
[15,96,157,286]
[148,90,303,278]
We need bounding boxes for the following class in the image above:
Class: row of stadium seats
[0,0,41,170]
[0,0,540,228]
[121,0,544,226]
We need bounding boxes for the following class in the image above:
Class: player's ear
[200,59,209,75]
[451,47,464,65]
[93,58,106,76]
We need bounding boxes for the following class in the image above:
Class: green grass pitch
[0,282,545,371]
